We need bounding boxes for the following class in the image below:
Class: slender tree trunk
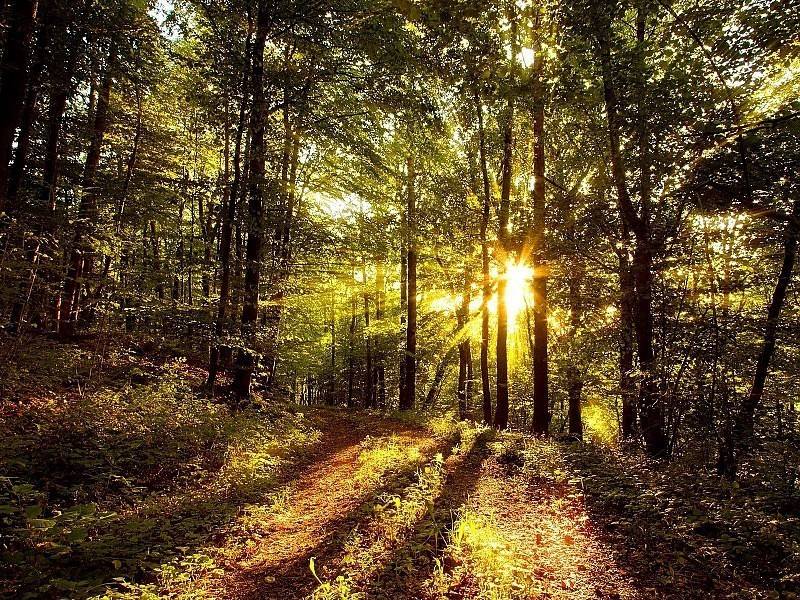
[720,198,800,478]
[347,292,356,408]
[567,260,583,438]
[363,267,373,407]
[375,259,386,408]
[400,154,416,410]
[208,41,250,389]
[619,234,637,438]
[457,266,472,420]
[329,297,336,403]
[475,90,493,425]
[494,98,514,430]
[0,0,39,214]
[233,0,268,401]
[425,347,456,409]
[7,0,49,207]
[596,20,666,457]
[531,77,549,435]
[59,49,112,339]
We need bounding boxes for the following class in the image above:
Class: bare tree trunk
[375,259,386,408]
[7,0,49,207]
[457,266,472,420]
[721,197,800,478]
[347,292,356,408]
[596,18,667,457]
[567,260,583,438]
[0,0,39,214]
[363,265,373,407]
[531,73,549,435]
[494,97,514,430]
[208,34,251,389]
[233,0,268,401]
[475,89,493,425]
[59,48,113,339]
[400,154,416,410]
[619,235,637,438]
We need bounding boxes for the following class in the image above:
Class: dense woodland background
[0,0,799,598]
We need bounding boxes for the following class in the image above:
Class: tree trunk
[59,48,113,339]
[233,0,268,401]
[375,259,386,408]
[400,154,416,410]
[475,89,493,425]
[618,236,637,438]
[7,0,49,207]
[347,292,357,408]
[567,260,583,439]
[494,98,514,430]
[531,76,549,435]
[363,270,373,407]
[457,266,472,420]
[0,0,39,214]
[208,45,249,389]
[721,197,800,478]
[596,20,667,457]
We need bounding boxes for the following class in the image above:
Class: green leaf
[66,527,88,543]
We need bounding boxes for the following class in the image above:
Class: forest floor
[1,333,799,599]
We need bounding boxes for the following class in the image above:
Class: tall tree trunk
[619,234,637,438]
[494,97,514,430]
[457,265,472,420]
[208,38,250,389]
[329,297,336,403]
[399,154,416,410]
[475,89,493,425]
[0,0,39,214]
[721,198,800,478]
[596,19,667,457]
[347,292,357,408]
[7,0,49,207]
[567,259,583,438]
[375,259,386,408]
[531,75,549,435]
[233,0,268,401]
[399,190,408,409]
[59,48,113,339]
[363,266,373,407]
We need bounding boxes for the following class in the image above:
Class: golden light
[503,260,533,331]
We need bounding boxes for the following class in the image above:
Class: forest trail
[193,410,643,600]
[201,409,445,599]
[434,443,643,599]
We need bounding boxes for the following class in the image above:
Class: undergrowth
[0,351,318,599]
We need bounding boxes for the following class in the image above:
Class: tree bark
[596,18,667,457]
[375,259,386,408]
[721,197,800,478]
[7,0,49,207]
[531,72,549,435]
[475,89,493,425]
[457,265,472,420]
[399,154,416,410]
[208,29,251,389]
[0,0,39,214]
[233,0,269,401]
[567,260,583,438]
[494,98,514,430]
[59,48,113,339]
[363,267,373,407]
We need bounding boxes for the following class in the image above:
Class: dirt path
[441,453,643,599]
[202,409,442,599]
[190,415,645,600]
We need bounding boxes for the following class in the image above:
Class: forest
[0,0,799,597]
